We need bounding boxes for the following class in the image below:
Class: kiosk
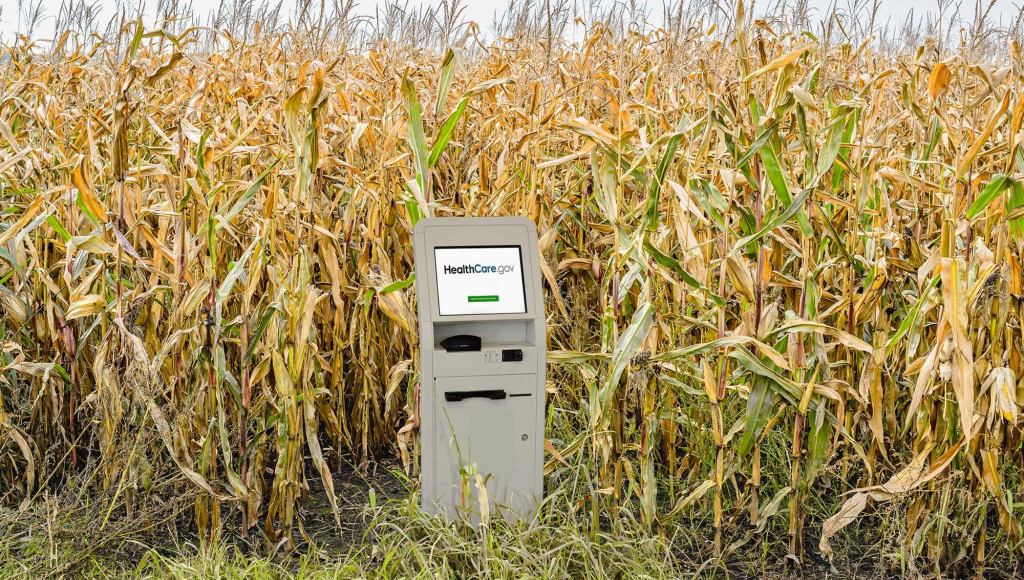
[413,216,546,518]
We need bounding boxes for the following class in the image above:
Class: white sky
[1,0,1021,42]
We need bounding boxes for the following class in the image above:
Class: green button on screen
[468,295,499,303]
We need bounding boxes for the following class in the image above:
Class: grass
[3,0,1024,577]
[0,484,868,579]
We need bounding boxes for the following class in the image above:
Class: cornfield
[2,1,1024,575]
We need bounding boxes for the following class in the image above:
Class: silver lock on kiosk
[413,216,545,518]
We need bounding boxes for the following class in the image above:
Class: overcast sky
[1,0,1021,42]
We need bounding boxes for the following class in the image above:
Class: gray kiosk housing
[413,217,546,517]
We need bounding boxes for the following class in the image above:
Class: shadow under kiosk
[413,217,545,519]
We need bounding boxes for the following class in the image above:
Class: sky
[1,0,1021,42]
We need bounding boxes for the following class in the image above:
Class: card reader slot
[444,389,507,402]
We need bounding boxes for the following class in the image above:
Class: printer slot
[444,389,507,402]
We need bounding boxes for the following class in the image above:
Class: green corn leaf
[921,113,942,162]
[829,108,858,189]
[428,96,468,167]
[218,236,260,302]
[813,199,857,270]
[654,335,781,361]
[245,304,279,361]
[378,273,416,294]
[127,18,145,60]
[644,117,687,231]
[804,399,831,481]
[884,275,939,357]
[401,76,430,196]
[759,140,813,235]
[730,346,800,404]
[731,187,811,255]
[1008,180,1024,239]
[688,177,727,228]
[643,238,725,306]
[45,215,71,241]
[967,173,1013,219]
[404,193,423,228]
[600,306,615,353]
[75,190,100,225]
[435,48,457,117]
[738,379,775,457]
[196,127,212,189]
[736,120,779,167]
[603,303,654,401]
[815,108,851,179]
[224,158,281,223]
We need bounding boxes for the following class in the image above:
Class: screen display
[434,246,527,315]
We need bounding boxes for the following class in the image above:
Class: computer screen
[433,246,527,315]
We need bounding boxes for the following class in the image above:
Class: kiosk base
[428,374,539,517]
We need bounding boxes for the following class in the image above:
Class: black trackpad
[440,335,482,352]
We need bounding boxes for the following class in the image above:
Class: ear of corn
[2,6,1024,572]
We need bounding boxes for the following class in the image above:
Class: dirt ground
[300,456,408,555]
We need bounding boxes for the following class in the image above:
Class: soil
[300,454,408,555]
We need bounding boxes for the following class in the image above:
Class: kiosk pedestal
[413,217,546,518]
